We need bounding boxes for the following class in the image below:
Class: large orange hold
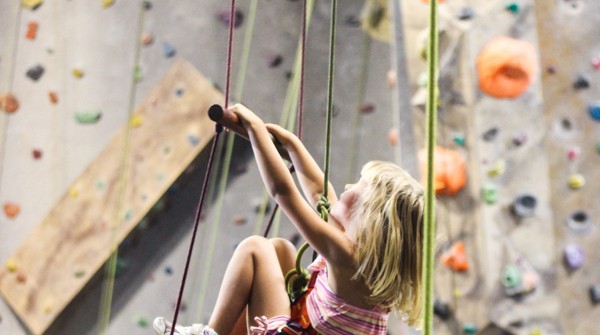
[419,146,467,196]
[477,36,538,99]
[441,241,469,272]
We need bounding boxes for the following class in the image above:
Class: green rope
[322,0,337,202]
[98,1,147,333]
[422,0,439,334]
[284,242,311,301]
[284,0,336,301]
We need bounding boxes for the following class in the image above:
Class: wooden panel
[0,60,223,335]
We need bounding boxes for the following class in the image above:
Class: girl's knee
[239,235,270,250]
[269,237,296,255]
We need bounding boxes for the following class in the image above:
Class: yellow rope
[97,1,147,333]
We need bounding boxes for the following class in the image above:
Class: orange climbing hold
[441,241,469,272]
[477,36,538,99]
[49,91,59,104]
[3,202,21,218]
[0,93,19,113]
[26,21,38,40]
[419,146,467,196]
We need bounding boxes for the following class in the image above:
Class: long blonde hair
[352,161,424,326]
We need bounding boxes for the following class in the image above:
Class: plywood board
[0,60,223,335]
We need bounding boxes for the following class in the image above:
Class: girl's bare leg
[208,236,292,335]
[229,238,296,335]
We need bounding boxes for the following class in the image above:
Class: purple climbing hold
[267,54,283,68]
[217,8,244,29]
[563,244,584,270]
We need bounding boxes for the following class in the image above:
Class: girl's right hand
[227,103,263,129]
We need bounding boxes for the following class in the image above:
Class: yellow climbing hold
[22,0,43,9]
[43,305,52,314]
[72,68,85,79]
[568,173,585,189]
[130,114,143,128]
[488,159,506,177]
[6,260,18,272]
[69,187,79,198]
[102,0,115,8]
[452,288,463,298]
[530,328,542,335]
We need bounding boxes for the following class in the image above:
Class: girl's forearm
[285,136,337,205]
[247,122,297,200]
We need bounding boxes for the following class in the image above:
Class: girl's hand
[227,103,263,129]
[265,123,294,147]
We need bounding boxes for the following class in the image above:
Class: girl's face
[330,178,366,240]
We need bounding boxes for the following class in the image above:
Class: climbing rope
[194,0,260,320]
[261,0,313,238]
[284,0,337,301]
[422,0,439,334]
[97,1,147,333]
[169,0,236,333]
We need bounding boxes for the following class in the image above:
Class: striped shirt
[306,257,389,335]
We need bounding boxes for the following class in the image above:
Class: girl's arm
[266,123,338,208]
[229,104,352,261]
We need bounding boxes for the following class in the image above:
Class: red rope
[169,0,236,333]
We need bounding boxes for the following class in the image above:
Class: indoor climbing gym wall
[0,1,599,335]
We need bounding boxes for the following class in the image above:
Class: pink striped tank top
[305,256,389,335]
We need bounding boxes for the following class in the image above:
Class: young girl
[154,104,424,335]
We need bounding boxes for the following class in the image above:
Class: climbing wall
[0,60,223,335]
[400,0,563,334]
[535,1,600,333]
[1,0,599,334]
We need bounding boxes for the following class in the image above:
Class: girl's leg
[208,236,292,335]
[229,238,296,335]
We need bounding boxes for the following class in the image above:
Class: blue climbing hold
[588,102,600,121]
[162,42,176,58]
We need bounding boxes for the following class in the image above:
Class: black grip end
[208,104,224,121]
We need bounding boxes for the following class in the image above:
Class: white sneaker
[153,317,218,335]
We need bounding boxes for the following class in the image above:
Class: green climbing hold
[133,65,143,83]
[505,3,519,14]
[453,134,466,147]
[501,264,522,288]
[482,183,498,204]
[596,140,600,154]
[136,316,149,328]
[75,110,102,124]
[463,322,477,334]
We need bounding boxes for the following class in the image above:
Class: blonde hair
[352,161,424,326]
